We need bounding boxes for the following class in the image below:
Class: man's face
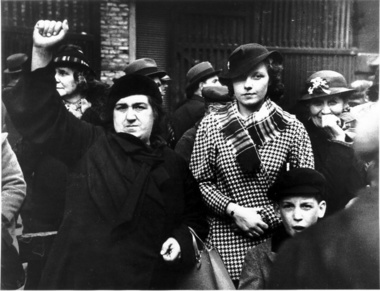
[275,196,326,237]
[113,95,155,145]
[152,77,165,98]
[202,75,221,88]
[55,67,78,97]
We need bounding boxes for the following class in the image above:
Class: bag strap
[188,226,205,269]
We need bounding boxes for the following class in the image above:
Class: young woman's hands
[227,203,268,238]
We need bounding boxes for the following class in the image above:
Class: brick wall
[100,0,129,85]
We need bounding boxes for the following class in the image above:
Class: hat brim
[186,69,222,91]
[146,70,167,79]
[222,50,283,79]
[3,68,22,74]
[272,185,321,201]
[299,88,355,101]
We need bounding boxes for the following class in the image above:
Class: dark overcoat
[304,120,366,215]
[172,94,205,142]
[4,65,208,290]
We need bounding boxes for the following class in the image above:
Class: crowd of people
[1,19,379,290]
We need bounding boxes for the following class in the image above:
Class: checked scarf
[216,99,293,173]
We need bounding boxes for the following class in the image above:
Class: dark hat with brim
[53,44,94,75]
[109,74,162,110]
[186,62,221,91]
[222,43,282,79]
[202,86,232,103]
[4,53,28,74]
[299,70,354,101]
[268,168,327,201]
[124,58,166,79]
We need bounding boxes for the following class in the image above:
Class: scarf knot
[216,99,294,173]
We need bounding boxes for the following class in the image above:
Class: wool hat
[108,74,163,110]
[268,168,327,201]
[53,44,93,73]
[186,62,221,91]
[300,70,354,101]
[4,53,28,74]
[202,86,232,103]
[123,58,166,79]
[222,43,282,79]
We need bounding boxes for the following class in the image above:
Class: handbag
[176,227,235,290]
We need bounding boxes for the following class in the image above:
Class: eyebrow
[115,101,148,106]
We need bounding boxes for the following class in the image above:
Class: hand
[229,204,268,238]
[33,19,69,49]
[81,99,92,115]
[160,237,181,263]
[321,114,346,141]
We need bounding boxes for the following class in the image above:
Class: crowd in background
[1,18,379,290]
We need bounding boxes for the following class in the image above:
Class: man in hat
[123,58,167,99]
[172,61,222,142]
[2,53,29,147]
[239,168,327,289]
[175,85,232,165]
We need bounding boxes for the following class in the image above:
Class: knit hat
[186,62,221,91]
[123,58,167,79]
[268,168,327,201]
[300,70,354,101]
[222,43,282,79]
[4,53,28,74]
[53,44,93,74]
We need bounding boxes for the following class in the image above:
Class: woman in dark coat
[297,70,366,216]
[15,41,110,290]
[4,19,208,290]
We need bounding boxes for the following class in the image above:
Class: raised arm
[3,20,99,166]
[32,19,69,71]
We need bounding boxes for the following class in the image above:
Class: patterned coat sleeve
[288,120,315,169]
[190,115,232,216]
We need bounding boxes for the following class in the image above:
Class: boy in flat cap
[239,168,327,289]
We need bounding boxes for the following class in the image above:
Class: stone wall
[100,0,130,85]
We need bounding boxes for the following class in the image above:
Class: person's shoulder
[246,238,273,259]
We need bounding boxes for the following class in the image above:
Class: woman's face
[308,95,345,127]
[113,94,155,145]
[232,62,269,116]
[55,67,78,97]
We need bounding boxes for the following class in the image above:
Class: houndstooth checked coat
[190,101,314,280]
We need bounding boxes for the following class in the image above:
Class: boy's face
[275,196,326,237]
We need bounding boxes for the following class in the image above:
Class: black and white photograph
[1,0,379,289]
